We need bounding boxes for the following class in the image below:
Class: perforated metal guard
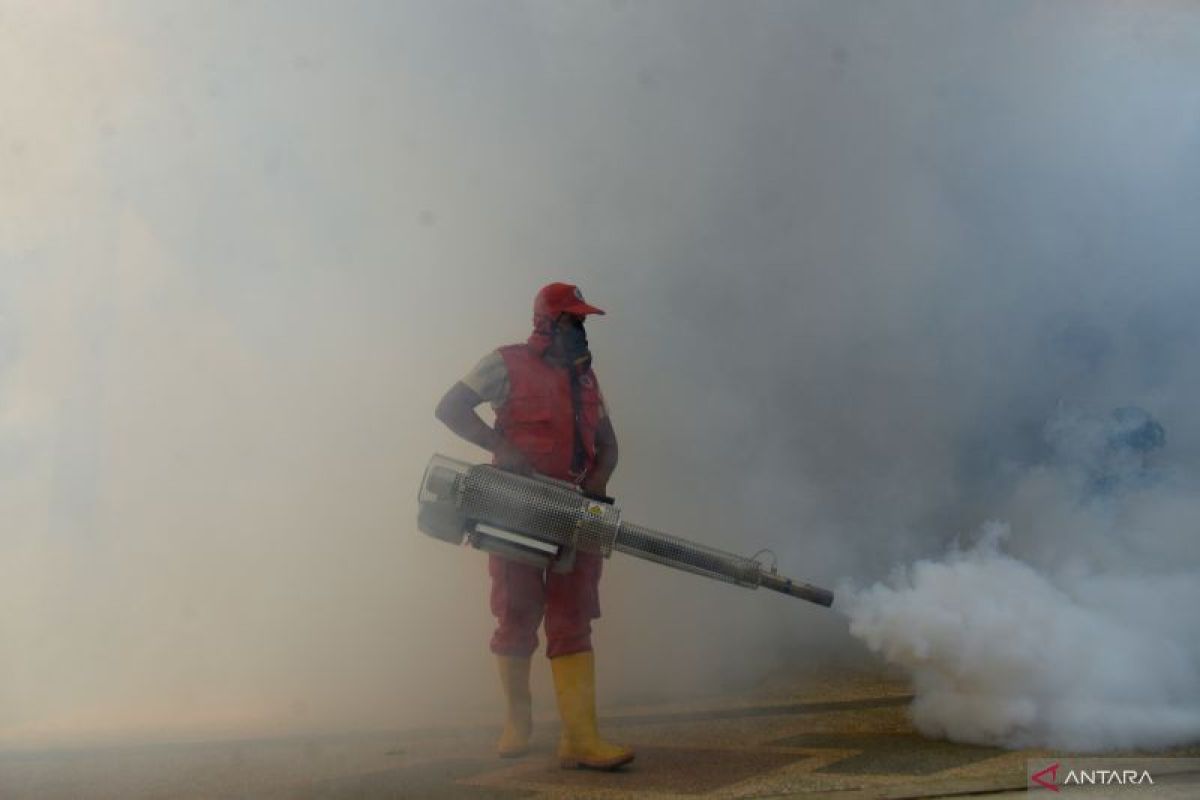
[457,465,621,556]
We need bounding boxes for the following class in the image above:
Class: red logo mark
[1032,762,1060,792]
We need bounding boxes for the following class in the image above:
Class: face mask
[558,316,591,364]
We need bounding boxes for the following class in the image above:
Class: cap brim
[562,302,605,316]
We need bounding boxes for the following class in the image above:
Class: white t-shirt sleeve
[461,350,510,409]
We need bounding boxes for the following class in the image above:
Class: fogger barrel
[418,454,834,608]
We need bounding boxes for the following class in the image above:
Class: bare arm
[584,415,618,496]
[434,381,530,471]
[435,382,500,451]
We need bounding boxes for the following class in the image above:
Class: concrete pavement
[4,668,1198,799]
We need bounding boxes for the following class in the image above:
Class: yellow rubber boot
[550,651,635,770]
[495,656,533,758]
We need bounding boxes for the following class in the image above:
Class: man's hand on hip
[580,474,608,498]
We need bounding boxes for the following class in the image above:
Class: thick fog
[3,1,1199,751]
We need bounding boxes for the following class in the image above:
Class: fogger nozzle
[417,454,834,608]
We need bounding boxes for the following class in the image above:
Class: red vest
[495,344,603,481]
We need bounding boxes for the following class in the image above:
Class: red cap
[533,282,605,318]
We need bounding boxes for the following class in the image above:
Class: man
[434,282,634,770]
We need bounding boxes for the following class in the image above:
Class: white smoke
[845,410,1200,751]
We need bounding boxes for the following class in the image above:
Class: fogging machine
[417,454,833,608]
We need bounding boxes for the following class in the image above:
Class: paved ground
[4,669,1199,799]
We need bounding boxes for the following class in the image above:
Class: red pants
[488,551,603,659]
